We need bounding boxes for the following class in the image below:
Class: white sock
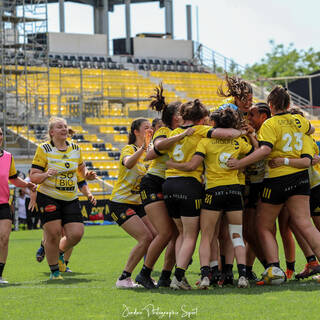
[210,260,218,268]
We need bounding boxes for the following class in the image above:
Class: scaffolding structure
[0,0,49,150]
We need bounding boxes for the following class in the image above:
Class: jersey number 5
[172,144,184,161]
[282,133,303,152]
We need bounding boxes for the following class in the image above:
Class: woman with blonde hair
[30,117,96,280]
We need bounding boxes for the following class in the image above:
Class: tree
[244,40,320,84]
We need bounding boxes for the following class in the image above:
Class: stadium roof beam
[30,1,172,55]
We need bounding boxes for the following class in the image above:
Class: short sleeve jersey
[9,155,17,178]
[166,125,213,183]
[32,141,84,201]
[244,130,266,184]
[196,136,253,189]
[147,127,171,179]
[0,151,18,204]
[258,113,312,178]
[307,136,320,189]
[110,144,147,205]
[237,135,251,185]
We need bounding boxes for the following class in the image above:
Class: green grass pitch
[0,225,319,320]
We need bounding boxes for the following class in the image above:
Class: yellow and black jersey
[243,132,266,184]
[258,112,312,178]
[32,141,83,201]
[8,155,17,179]
[147,126,171,179]
[111,144,147,205]
[166,125,214,183]
[196,136,253,189]
[307,136,320,189]
[237,135,251,185]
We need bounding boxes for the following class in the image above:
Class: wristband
[284,158,289,166]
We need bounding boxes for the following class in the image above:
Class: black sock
[220,255,225,270]
[0,263,5,277]
[174,267,185,282]
[237,264,246,278]
[211,265,219,274]
[65,260,69,266]
[49,264,59,273]
[246,265,253,273]
[119,270,131,280]
[267,262,280,268]
[223,264,233,274]
[262,260,268,269]
[306,255,316,263]
[200,266,210,278]
[59,251,64,256]
[159,270,171,280]
[40,241,44,249]
[286,261,295,271]
[140,264,152,277]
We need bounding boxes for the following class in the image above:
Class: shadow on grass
[0,283,23,288]
[43,278,94,285]
[41,272,91,277]
[152,270,199,277]
[132,279,320,295]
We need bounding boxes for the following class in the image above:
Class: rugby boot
[36,246,45,263]
[116,277,138,289]
[170,276,192,290]
[49,271,63,280]
[58,253,67,272]
[210,268,221,285]
[238,276,250,288]
[295,261,320,279]
[285,269,294,280]
[135,272,156,289]
[198,276,210,290]
[0,277,8,284]
[156,277,171,288]
[246,270,259,281]
[218,271,234,287]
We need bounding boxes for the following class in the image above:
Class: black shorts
[246,183,263,209]
[163,177,204,218]
[310,185,320,217]
[0,203,13,221]
[261,170,310,205]
[37,192,83,226]
[140,174,165,207]
[202,184,243,212]
[107,201,146,226]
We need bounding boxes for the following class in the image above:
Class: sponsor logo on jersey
[125,208,135,216]
[65,162,70,168]
[156,193,164,200]
[44,204,57,213]
[295,118,302,128]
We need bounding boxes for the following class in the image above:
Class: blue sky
[47,0,320,67]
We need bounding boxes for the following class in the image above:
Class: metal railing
[192,41,311,107]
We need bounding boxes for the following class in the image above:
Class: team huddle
[108,75,320,290]
[0,75,320,289]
